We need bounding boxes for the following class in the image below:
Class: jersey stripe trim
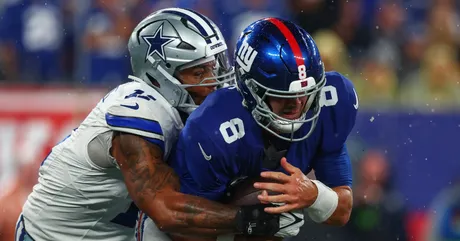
[108,125,164,142]
[136,212,144,241]
[136,212,148,241]
[105,113,163,136]
[15,214,33,241]
[144,137,165,152]
[267,18,304,67]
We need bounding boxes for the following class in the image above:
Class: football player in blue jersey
[140,17,359,240]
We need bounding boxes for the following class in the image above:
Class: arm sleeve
[313,72,357,187]
[312,144,352,188]
[320,72,358,152]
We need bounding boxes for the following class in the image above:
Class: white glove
[274,209,304,238]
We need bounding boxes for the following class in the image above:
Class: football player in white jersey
[15,8,298,241]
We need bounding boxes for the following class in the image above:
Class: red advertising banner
[0,87,106,193]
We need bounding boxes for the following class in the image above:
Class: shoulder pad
[103,82,182,152]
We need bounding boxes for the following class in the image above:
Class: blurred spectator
[288,0,340,35]
[354,57,399,108]
[130,0,173,24]
[365,0,406,74]
[332,0,372,60]
[400,44,460,109]
[78,0,134,85]
[345,149,408,241]
[426,0,460,47]
[400,24,428,82]
[0,0,67,83]
[313,29,353,77]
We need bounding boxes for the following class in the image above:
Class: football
[226,176,267,205]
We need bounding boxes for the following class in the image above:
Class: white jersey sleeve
[103,81,183,156]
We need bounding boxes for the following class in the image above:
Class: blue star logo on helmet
[142,23,176,62]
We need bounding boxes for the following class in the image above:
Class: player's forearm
[323,186,352,226]
[114,133,240,235]
[126,174,241,236]
[145,192,240,235]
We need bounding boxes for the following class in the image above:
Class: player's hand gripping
[254,157,318,214]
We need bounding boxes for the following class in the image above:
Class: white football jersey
[20,78,183,241]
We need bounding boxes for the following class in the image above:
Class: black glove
[235,204,280,236]
[235,204,304,237]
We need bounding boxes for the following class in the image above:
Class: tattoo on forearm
[115,133,238,233]
[171,198,236,229]
[118,133,180,204]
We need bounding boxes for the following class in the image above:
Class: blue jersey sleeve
[312,144,352,187]
[312,72,357,187]
[320,72,358,152]
[169,123,231,201]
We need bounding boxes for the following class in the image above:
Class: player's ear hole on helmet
[146,73,161,88]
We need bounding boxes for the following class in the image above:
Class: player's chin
[280,113,301,120]
[190,89,215,104]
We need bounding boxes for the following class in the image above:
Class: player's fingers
[259,190,270,204]
[260,171,290,183]
[257,193,290,203]
[253,182,287,194]
[264,203,296,214]
[280,157,298,174]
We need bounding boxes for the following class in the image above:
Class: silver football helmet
[128,8,234,112]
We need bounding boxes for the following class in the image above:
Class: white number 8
[319,85,338,107]
[219,118,245,144]
[298,65,306,79]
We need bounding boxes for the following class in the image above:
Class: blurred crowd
[1,0,460,241]
[0,0,459,109]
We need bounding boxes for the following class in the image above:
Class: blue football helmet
[235,18,326,142]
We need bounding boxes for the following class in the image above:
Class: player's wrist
[304,180,338,223]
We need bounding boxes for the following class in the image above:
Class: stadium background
[0,0,459,240]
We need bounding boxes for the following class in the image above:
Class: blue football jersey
[168,71,358,201]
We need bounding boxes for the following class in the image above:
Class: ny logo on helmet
[142,23,177,63]
[236,41,258,75]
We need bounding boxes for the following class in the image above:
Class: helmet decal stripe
[186,8,219,41]
[267,18,304,67]
[163,8,215,44]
